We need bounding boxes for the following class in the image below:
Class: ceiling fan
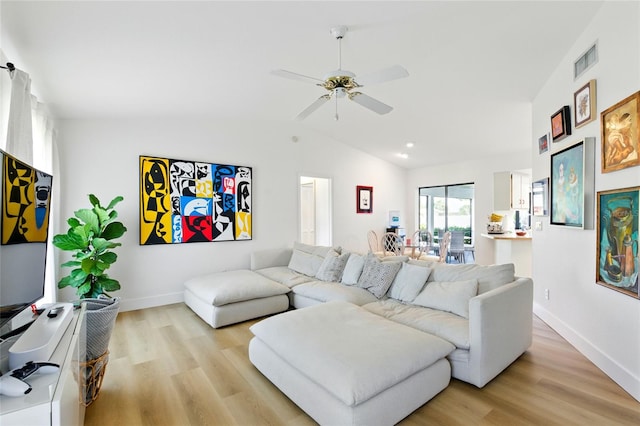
[272,26,409,120]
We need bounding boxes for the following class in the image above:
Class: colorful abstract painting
[1,153,52,245]
[139,155,252,245]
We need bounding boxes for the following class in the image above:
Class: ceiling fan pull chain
[335,95,339,121]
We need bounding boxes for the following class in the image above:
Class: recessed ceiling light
[397,153,409,159]
[406,142,414,148]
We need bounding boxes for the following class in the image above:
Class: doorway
[299,176,332,245]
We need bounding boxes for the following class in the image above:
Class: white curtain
[6,68,34,164]
[3,67,59,303]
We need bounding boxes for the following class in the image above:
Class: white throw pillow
[315,252,351,282]
[388,263,432,302]
[357,254,402,298]
[412,279,478,318]
[341,253,365,285]
[288,242,341,277]
[428,263,514,294]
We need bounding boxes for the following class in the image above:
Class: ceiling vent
[574,42,598,79]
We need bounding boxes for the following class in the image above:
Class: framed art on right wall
[550,138,595,229]
[596,186,639,299]
[601,90,640,173]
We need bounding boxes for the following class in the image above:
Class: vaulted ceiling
[1,1,604,168]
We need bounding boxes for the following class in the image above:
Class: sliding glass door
[418,183,475,245]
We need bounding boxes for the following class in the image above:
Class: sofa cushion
[292,281,379,306]
[250,301,455,406]
[255,266,315,289]
[288,242,341,277]
[315,251,350,282]
[184,270,290,307]
[412,279,478,318]
[388,263,432,303]
[428,263,515,294]
[341,253,366,285]
[357,254,402,298]
[363,299,470,349]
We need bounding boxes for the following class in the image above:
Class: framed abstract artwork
[139,155,252,245]
[601,90,640,173]
[596,186,639,299]
[551,105,572,142]
[538,133,549,154]
[356,185,373,214]
[550,138,595,229]
[574,79,596,128]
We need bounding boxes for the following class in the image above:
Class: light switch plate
[535,221,543,231]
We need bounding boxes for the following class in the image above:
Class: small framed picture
[531,178,549,216]
[356,185,373,214]
[574,79,597,128]
[551,105,572,142]
[601,90,640,173]
[538,133,549,154]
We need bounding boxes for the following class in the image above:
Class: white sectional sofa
[249,243,534,388]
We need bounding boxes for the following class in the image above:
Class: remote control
[47,305,64,318]
[0,361,60,397]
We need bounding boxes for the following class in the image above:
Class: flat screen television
[0,149,53,332]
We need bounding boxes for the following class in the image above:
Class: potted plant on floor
[52,194,127,405]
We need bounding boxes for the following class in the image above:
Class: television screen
[0,149,52,331]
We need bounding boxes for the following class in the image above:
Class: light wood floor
[84,303,640,426]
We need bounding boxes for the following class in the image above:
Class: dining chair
[367,230,384,256]
[381,232,404,256]
[405,230,431,259]
[421,231,450,263]
[449,230,466,263]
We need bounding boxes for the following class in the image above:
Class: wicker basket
[80,350,109,406]
[80,297,120,405]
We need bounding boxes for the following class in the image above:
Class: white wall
[407,150,532,266]
[531,1,640,401]
[54,117,406,311]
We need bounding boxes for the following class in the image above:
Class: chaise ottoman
[249,301,455,426]
[184,270,290,328]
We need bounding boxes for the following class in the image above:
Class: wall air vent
[574,42,598,79]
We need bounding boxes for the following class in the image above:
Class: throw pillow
[388,263,432,303]
[341,253,365,285]
[357,255,402,298]
[428,263,514,294]
[315,252,350,282]
[288,242,341,277]
[412,279,478,318]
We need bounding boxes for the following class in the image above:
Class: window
[418,183,475,245]
[574,42,598,80]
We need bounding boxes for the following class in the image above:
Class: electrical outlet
[535,221,543,231]
[544,289,550,300]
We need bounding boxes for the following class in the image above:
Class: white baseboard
[533,303,640,403]
[118,292,184,313]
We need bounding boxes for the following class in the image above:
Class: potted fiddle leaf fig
[53,194,127,299]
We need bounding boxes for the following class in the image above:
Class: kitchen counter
[481,232,532,241]
[481,232,532,277]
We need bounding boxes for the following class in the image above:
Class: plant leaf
[75,208,100,234]
[61,260,81,268]
[102,222,127,240]
[98,251,117,264]
[106,196,124,210]
[97,275,121,292]
[89,194,101,208]
[52,232,87,251]
[67,217,81,228]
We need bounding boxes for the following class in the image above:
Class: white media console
[0,305,86,426]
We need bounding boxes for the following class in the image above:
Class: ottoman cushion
[250,300,455,406]
[184,270,289,306]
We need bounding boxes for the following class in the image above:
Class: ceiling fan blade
[348,92,393,115]
[355,65,409,86]
[296,94,331,120]
[271,69,324,85]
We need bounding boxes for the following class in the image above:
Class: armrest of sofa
[250,248,293,271]
[466,277,533,387]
